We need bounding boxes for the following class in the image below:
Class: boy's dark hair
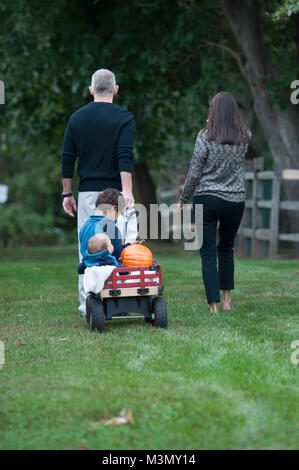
[95,188,126,214]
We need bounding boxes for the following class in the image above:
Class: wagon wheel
[151,297,167,328]
[86,295,105,333]
[86,294,93,327]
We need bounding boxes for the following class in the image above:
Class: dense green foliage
[271,0,299,21]
[0,244,298,449]
[0,0,298,245]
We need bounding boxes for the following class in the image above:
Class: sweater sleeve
[117,113,135,173]
[61,117,77,178]
[112,235,127,259]
[179,132,208,204]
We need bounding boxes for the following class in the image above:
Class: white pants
[77,191,138,315]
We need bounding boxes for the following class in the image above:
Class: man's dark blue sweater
[61,102,135,191]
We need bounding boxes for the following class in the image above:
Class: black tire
[88,296,105,333]
[152,297,167,328]
[86,294,93,327]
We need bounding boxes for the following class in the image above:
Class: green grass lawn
[0,244,298,450]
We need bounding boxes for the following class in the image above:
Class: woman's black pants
[193,195,245,304]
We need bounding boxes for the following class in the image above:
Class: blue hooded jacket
[79,215,130,259]
[78,248,120,274]
[78,215,130,274]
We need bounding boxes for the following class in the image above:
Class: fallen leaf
[33,267,41,271]
[56,337,69,342]
[91,409,134,427]
[75,445,89,450]
[103,416,127,426]
[126,410,134,425]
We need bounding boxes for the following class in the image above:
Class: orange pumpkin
[120,244,153,267]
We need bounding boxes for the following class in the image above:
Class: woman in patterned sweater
[178,91,251,314]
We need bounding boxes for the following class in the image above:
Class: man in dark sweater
[61,68,138,316]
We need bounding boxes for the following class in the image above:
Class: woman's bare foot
[222,290,232,311]
[222,301,233,311]
[209,302,219,314]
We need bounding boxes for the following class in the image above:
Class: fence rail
[238,160,299,258]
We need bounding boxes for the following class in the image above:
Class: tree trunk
[133,162,157,207]
[133,162,163,240]
[221,0,299,241]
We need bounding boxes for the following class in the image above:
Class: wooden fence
[237,158,299,258]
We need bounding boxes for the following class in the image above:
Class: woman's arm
[179,132,208,206]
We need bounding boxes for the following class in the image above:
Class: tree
[0,0,229,244]
[1,0,298,246]
[221,0,299,234]
[272,0,299,21]
[221,0,299,171]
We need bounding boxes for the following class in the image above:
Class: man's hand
[177,201,185,210]
[120,172,134,209]
[62,196,77,217]
[122,190,135,209]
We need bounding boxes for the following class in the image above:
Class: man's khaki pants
[77,191,138,316]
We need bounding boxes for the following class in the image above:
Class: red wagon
[86,262,167,333]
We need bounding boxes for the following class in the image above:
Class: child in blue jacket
[78,188,131,274]
[78,233,120,274]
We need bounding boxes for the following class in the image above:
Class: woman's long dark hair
[203,91,250,145]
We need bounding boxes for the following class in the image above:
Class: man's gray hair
[91,69,116,96]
